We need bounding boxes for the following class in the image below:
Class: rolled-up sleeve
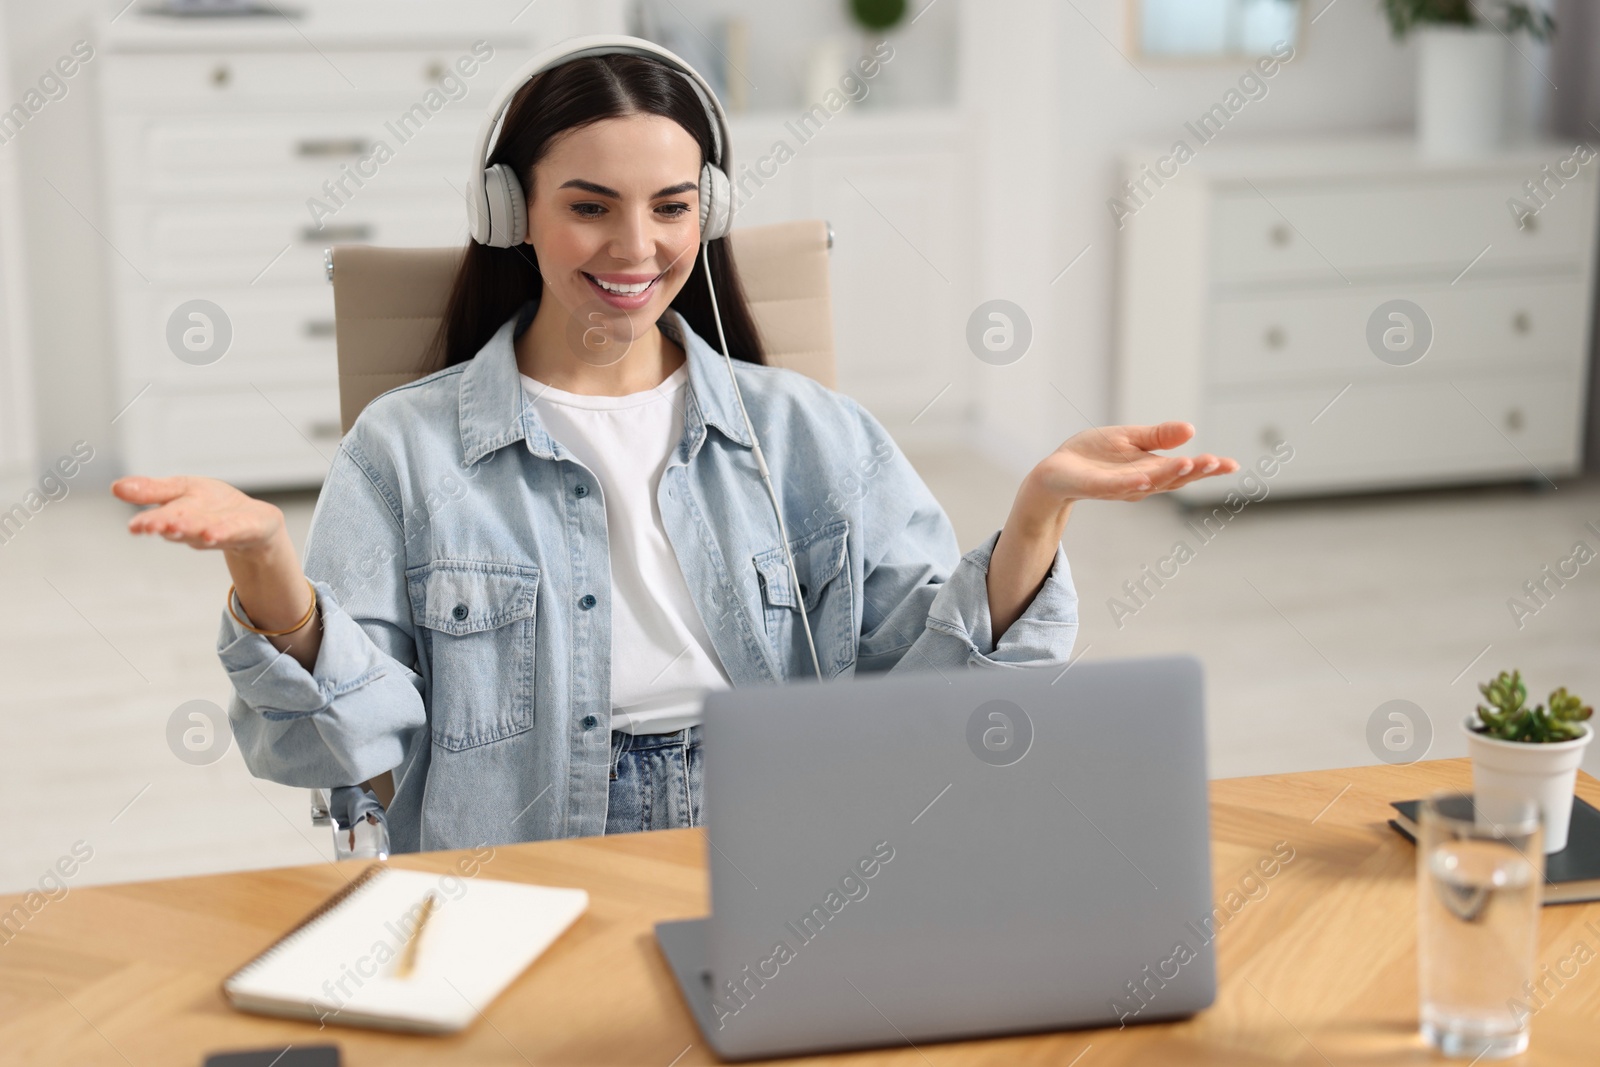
[217,438,427,787]
[848,400,1079,675]
[918,531,1079,667]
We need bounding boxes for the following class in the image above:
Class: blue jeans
[606,725,703,834]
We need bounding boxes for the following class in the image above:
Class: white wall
[5,0,110,485]
[1548,0,1600,470]
[0,2,38,493]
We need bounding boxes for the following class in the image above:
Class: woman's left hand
[985,420,1237,640]
[1028,420,1239,504]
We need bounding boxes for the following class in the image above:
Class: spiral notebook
[222,864,588,1033]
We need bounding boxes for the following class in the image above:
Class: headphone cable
[701,244,825,682]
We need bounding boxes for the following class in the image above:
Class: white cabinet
[1114,138,1599,503]
[96,1,622,491]
[728,109,975,438]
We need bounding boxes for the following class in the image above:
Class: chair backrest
[329,218,836,433]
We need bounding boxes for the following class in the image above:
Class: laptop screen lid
[697,654,1216,1058]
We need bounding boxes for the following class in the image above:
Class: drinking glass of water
[1417,792,1543,1059]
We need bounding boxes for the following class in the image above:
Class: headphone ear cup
[699,163,733,243]
[481,163,527,247]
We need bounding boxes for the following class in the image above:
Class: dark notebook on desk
[1389,796,1600,905]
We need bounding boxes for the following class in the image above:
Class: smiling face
[524,112,704,327]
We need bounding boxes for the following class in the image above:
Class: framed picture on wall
[1132,0,1303,60]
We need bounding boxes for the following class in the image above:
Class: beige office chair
[310,219,837,856]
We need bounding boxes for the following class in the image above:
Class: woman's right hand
[112,474,287,555]
[113,475,322,668]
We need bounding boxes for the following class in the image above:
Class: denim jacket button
[451,603,469,621]
[574,483,589,498]
[579,593,597,610]
[582,714,598,729]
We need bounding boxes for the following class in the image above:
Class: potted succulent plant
[1380,1,1557,157]
[1464,669,1592,852]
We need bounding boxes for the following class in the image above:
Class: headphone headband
[466,34,734,247]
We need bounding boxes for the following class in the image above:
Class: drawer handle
[211,64,230,88]
[425,60,447,81]
[1512,311,1531,335]
[296,138,372,158]
[1259,424,1284,448]
[303,319,336,339]
[302,223,372,243]
[306,419,343,440]
[1505,407,1525,433]
[1264,326,1286,350]
[1269,223,1291,248]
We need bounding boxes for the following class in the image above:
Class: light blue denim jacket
[217,301,1080,852]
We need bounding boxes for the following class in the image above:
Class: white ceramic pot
[1463,716,1592,852]
[1416,25,1508,158]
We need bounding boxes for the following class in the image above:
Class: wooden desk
[4,759,1598,1065]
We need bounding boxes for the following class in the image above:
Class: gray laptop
[655,654,1217,1061]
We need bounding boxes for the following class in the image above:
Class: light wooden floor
[2,453,1597,892]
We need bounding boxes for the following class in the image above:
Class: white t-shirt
[520,363,731,734]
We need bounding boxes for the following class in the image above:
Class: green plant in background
[1379,0,1556,42]
[848,0,908,33]
[1474,669,1593,743]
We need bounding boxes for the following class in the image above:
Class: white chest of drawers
[1113,137,1599,504]
[96,2,619,490]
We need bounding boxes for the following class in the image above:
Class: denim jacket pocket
[754,519,855,677]
[406,558,539,752]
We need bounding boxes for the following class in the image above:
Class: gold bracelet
[228,578,318,637]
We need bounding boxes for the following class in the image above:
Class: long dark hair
[420,54,764,374]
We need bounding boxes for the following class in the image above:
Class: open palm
[111,474,284,553]
[1032,421,1239,503]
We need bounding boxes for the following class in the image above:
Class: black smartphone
[203,1046,340,1067]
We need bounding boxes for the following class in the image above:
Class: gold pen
[394,891,439,979]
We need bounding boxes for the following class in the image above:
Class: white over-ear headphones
[465,34,735,248]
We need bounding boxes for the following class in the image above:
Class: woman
[110,45,1237,852]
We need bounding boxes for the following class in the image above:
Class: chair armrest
[308,784,391,859]
[310,787,333,826]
